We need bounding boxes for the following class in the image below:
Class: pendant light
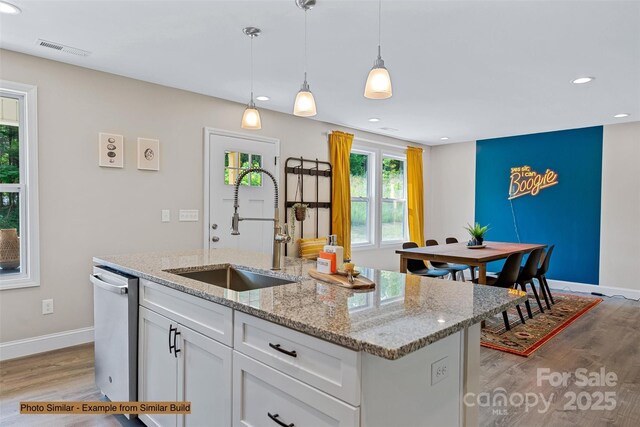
[364,0,392,99]
[241,26,262,130]
[293,0,317,117]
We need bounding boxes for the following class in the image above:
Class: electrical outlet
[161,209,170,222]
[42,299,54,315]
[431,356,449,385]
[179,209,199,222]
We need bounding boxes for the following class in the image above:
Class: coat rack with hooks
[283,157,332,256]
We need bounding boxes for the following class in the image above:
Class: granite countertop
[94,248,527,360]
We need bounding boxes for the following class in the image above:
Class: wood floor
[0,292,638,426]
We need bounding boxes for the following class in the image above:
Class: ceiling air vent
[36,39,91,57]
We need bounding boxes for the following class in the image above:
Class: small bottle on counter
[323,234,344,270]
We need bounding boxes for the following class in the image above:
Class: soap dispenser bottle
[323,235,344,270]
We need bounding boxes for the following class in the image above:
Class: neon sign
[508,165,558,200]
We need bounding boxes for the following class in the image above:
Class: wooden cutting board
[308,268,375,290]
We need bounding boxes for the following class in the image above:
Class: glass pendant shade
[241,102,262,129]
[293,81,317,117]
[364,58,392,99]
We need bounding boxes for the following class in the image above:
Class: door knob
[211,224,218,230]
[211,236,220,242]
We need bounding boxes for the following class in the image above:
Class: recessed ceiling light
[440,137,449,141]
[256,96,270,101]
[572,76,594,84]
[0,1,21,14]
[437,318,446,323]
[368,118,380,123]
[613,113,629,118]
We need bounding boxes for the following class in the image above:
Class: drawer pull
[268,412,294,427]
[269,343,297,358]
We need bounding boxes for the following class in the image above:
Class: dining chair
[443,237,477,281]
[474,252,527,331]
[425,239,469,281]
[516,248,545,317]
[401,242,450,279]
[535,245,556,309]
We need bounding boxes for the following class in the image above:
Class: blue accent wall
[475,126,603,284]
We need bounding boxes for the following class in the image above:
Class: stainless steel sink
[171,267,295,292]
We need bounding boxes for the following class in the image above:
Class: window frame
[379,152,408,246]
[349,147,376,249]
[350,143,408,251]
[0,81,40,290]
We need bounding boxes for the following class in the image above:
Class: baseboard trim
[0,327,94,361]
[546,279,640,300]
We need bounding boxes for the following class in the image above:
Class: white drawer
[233,351,359,427]
[233,311,361,406]
[140,279,233,346]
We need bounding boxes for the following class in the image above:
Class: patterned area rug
[481,293,602,357]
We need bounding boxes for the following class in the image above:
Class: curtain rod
[324,131,417,150]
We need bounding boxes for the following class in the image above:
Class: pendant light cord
[304,9,308,83]
[378,0,382,57]
[250,35,254,99]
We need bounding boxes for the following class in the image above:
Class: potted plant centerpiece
[464,222,490,247]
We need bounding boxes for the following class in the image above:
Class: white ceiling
[1,0,639,145]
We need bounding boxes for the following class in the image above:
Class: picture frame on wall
[98,132,124,168]
[137,138,160,171]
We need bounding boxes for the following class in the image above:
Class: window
[224,151,262,186]
[349,150,374,245]
[0,82,39,289]
[350,144,407,249]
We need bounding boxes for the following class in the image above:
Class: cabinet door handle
[173,331,181,358]
[268,343,297,358]
[267,412,294,427]
[169,325,177,354]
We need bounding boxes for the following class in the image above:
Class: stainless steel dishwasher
[90,266,138,418]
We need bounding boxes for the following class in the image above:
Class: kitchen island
[94,248,526,427]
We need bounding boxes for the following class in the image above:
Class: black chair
[535,245,555,309]
[402,242,450,279]
[425,239,469,281]
[474,252,527,331]
[444,237,476,281]
[516,248,545,317]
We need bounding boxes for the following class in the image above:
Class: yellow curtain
[406,146,425,245]
[328,131,354,260]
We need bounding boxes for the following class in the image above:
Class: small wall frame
[98,132,124,168]
[137,138,160,171]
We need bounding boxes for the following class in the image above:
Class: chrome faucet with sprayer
[231,168,290,270]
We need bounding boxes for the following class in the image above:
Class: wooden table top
[395,242,547,264]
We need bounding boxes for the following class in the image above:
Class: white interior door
[206,130,279,254]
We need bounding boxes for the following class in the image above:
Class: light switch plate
[431,356,449,385]
[179,209,199,222]
[161,209,170,222]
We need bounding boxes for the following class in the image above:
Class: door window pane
[351,200,369,244]
[382,157,404,198]
[224,152,263,187]
[381,200,405,241]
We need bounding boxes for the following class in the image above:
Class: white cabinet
[233,351,360,427]
[138,307,232,427]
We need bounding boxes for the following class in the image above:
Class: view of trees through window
[350,152,369,244]
[224,151,263,186]
[350,151,406,245]
[0,123,19,233]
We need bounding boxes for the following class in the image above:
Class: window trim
[350,143,407,251]
[0,81,40,290]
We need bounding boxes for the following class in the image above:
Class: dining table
[396,241,547,284]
